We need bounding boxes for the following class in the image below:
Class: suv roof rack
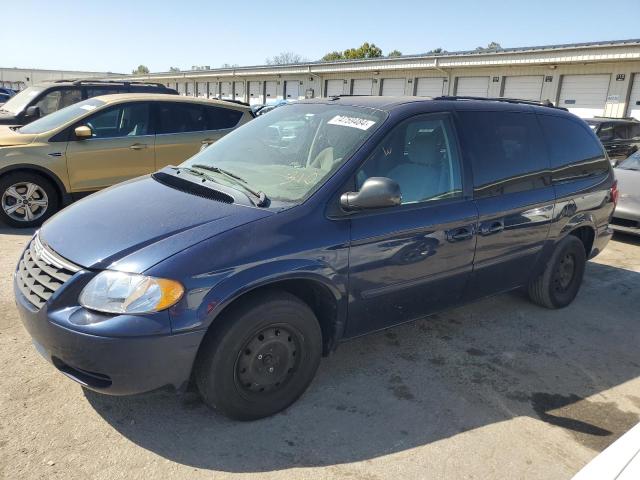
[433,95,567,110]
[48,79,171,88]
[592,115,639,121]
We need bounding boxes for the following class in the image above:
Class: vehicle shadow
[0,224,36,236]
[84,261,640,473]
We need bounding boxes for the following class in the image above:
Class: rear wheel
[0,172,59,227]
[195,290,322,421]
[528,235,587,309]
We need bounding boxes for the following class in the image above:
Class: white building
[115,39,640,119]
[0,67,119,91]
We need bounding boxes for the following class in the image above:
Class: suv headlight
[79,271,184,314]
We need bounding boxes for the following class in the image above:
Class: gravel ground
[1,227,639,480]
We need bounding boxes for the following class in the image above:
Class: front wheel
[528,235,587,309]
[195,290,322,421]
[0,172,59,227]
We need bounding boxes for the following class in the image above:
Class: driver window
[84,103,150,139]
[356,115,462,204]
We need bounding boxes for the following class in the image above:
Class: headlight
[79,271,184,314]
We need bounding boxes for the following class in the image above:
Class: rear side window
[205,106,243,130]
[537,114,609,180]
[457,111,549,197]
[157,103,207,134]
[86,87,128,98]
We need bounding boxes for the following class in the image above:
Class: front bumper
[14,277,206,396]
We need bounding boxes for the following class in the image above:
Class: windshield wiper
[188,164,270,207]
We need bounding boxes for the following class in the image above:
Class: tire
[528,235,587,309]
[0,172,59,228]
[195,290,322,421]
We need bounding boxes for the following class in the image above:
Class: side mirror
[25,106,41,119]
[340,177,402,210]
[74,125,93,139]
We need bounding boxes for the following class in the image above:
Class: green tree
[322,42,383,61]
[387,49,402,57]
[427,47,446,54]
[169,66,180,72]
[476,42,502,52]
[132,65,150,75]
[322,51,344,61]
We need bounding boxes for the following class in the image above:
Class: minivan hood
[40,175,273,272]
[0,127,36,147]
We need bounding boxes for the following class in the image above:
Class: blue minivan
[14,96,617,420]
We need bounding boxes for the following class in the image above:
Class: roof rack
[433,96,567,110]
[48,79,171,88]
[592,115,639,121]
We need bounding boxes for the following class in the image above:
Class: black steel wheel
[528,235,587,309]
[195,290,322,421]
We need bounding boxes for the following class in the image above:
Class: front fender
[170,258,347,333]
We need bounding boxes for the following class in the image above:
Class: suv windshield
[0,86,44,114]
[182,103,387,204]
[617,151,640,171]
[19,98,105,135]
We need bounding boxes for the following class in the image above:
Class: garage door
[248,81,263,105]
[265,81,277,101]
[456,77,489,97]
[627,73,640,120]
[285,81,300,100]
[559,74,610,118]
[415,77,446,97]
[185,82,195,97]
[196,82,208,98]
[326,79,345,96]
[502,76,543,101]
[177,83,186,96]
[220,81,232,99]
[234,82,245,101]
[208,82,218,99]
[352,79,374,95]
[381,78,406,96]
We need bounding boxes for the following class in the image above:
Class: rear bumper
[14,279,206,396]
[591,223,614,258]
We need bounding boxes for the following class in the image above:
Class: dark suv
[14,96,616,420]
[585,117,640,165]
[0,80,177,126]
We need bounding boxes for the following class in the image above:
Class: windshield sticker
[79,105,97,111]
[328,115,376,131]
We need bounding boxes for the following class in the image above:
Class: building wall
[0,68,117,90]
[105,41,640,119]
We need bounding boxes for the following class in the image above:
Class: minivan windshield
[0,86,44,114]
[182,103,387,204]
[19,98,105,135]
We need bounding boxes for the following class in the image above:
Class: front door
[346,114,477,337]
[65,101,155,192]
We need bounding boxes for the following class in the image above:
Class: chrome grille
[15,234,81,309]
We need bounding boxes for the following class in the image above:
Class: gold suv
[0,94,252,227]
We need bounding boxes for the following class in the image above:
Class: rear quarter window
[457,111,549,197]
[205,106,244,130]
[537,114,609,181]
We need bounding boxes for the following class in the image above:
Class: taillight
[610,180,619,206]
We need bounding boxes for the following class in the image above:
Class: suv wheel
[0,172,59,228]
[528,235,587,309]
[195,290,322,421]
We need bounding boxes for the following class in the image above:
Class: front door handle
[446,226,475,242]
[201,138,214,145]
[129,143,148,150]
[480,220,504,236]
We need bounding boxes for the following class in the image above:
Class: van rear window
[457,111,549,197]
[537,114,609,181]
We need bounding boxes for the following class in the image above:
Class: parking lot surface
[1,227,639,480]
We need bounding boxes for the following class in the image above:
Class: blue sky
[3,0,639,73]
